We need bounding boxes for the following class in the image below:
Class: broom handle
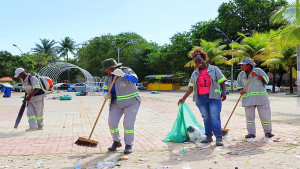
[223,74,253,129]
[88,75,118,139]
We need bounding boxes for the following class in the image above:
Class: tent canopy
[0,77,14,82]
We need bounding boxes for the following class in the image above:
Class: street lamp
[110,39,135,63]
[12,44,23,55]
[215,28,248,93]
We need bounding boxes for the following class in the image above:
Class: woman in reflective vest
[101,58,141,154]
[178,49,227,146]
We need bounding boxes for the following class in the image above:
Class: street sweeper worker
[14,68,45,131]
[101,58,141,154]
[237,57,274,139]
[178,49,227,146]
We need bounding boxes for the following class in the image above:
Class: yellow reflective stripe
[193,91,195,94]
[261,120,272,125]
[242,91,268,97]
[188,83,194,87]
[247,121,255,124]
[237,86,243,89]
[117,92,139,100]
[33,85,41,89]
[103,85,108,90]
[214,89,220,93]
[28,116,37,119]
[110,128,119,133]
[124,129,134,133]
[217,77,226,84]
[36,116,44,120]
[263,76,269,84]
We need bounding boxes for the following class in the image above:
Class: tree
[218,0,287,42]
[224,32,271,65]
[190,19,222,45]
[270,0,300,96]
[57,37,76,63]
[33,38,57,62]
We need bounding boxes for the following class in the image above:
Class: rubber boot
[201,135,213,143]
[108,141,122,151]
[265,133,274,138]
[216,136,223,146]
[124,145,132,154]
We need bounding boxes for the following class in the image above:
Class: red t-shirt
[197,68,211,95]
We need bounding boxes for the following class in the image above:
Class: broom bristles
[75,137,98,147]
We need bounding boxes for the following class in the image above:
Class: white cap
[14,68,25,77]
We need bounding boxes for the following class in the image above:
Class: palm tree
[223,33,272,65]
[57,37,76,63]
[185,39,227,68]
[261,45,296,93]
[33,38,57,58]
[270,0,300,96]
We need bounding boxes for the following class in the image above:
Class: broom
[75,75,118,147]
[222,74,253,136]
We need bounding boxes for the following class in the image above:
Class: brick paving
[0,91,299,156]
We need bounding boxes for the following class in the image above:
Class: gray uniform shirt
[104,67,141,107]
[189,65,227,101]
[236,68,270,107]
[22,74,44,102]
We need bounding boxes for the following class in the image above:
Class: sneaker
[245,134,256,138]
[265,133,274,138]
[124,145,132,154]
[216,136,223,146]
[37,126,43,130]
[201,135,213,143]
[108,141,122,151]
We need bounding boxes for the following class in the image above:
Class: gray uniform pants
[245,105,272,135]
[108,100,140,145]
[27,95,44,128]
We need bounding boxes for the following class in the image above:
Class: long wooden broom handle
[88,75,118,139]
[223,74,253,129]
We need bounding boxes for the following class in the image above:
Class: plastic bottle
[35,161,44,168]
[180,147,186,154]
[75,163,81,169]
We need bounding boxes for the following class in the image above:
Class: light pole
[12,44,23,55]
[110,39,135,63]
[215,28,247,93]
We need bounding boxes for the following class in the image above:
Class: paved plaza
[0,91,299,168]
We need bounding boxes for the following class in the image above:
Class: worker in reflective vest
[237,57,274,139]
[101,58,141,154]
[14,68,45,131]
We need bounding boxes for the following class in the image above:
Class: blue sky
[0,0,295,55]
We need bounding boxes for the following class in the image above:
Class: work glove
[111,68,125,77]
[103,93,111,100]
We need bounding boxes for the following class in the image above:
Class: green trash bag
[163,102,205,143]
[59,95,72,100]
[75,91,81,96]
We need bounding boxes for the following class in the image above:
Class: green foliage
[190,19,222,45]
[217,0,287,41]
[33,38,58,62]
[57,37,76,62]
[0,51,35,78]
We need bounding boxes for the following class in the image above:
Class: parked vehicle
[265,85,280,93]
[71,83,86,92]
[13,83,24,92]
[225,80,237,87]
[57,83,71,90]
[136,83,146,90]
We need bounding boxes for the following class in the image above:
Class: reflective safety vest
[237,68,270,107]
[104,67,141,106]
